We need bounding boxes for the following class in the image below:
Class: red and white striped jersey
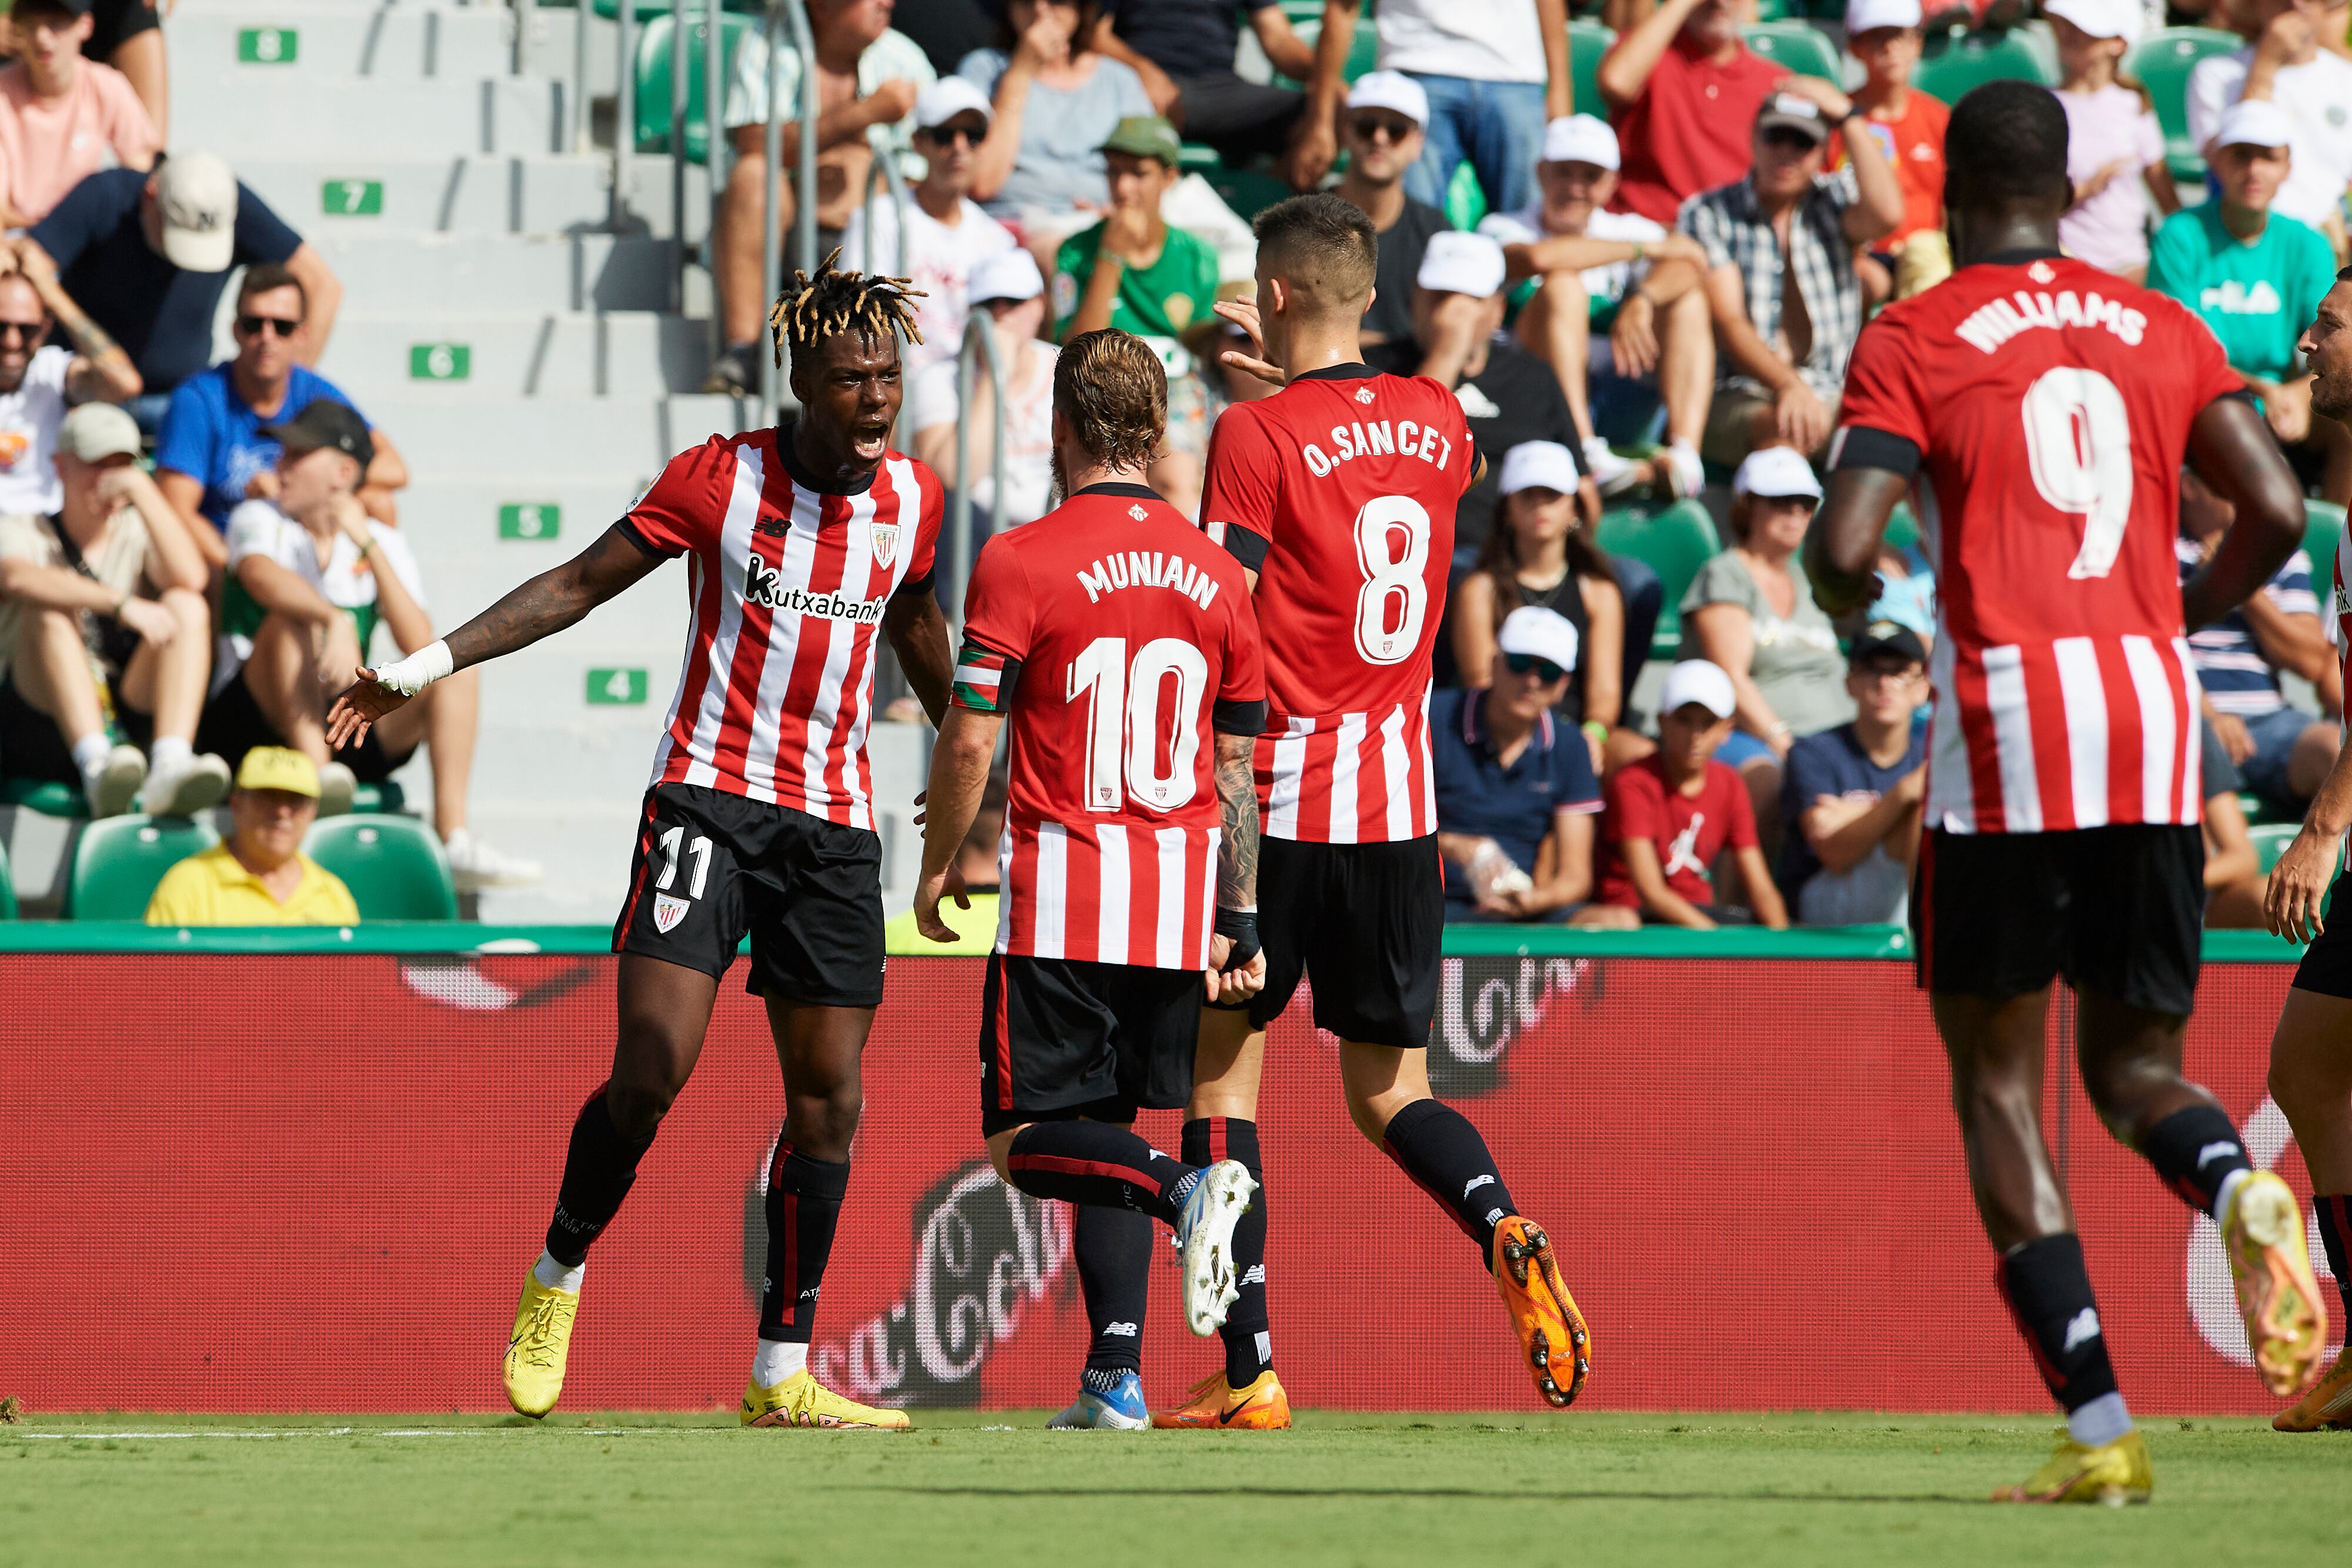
[1198,366,1472,843]
[1833,253,2243,834]
[952,482,1265,970]
[620,424,941,831]
[2334,525,2351,742]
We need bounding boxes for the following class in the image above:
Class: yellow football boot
[1992,1429,2153,1506]
[740,1370,911,1430]
[1148,1370,1292,1429]
[2222,1172,2328,1398]
[1492,1216,1590,1408]
[501,1271,579,1419]
[2274,1345,2352,1432]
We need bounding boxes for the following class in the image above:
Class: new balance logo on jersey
[1953,289,2147,355]
[1074,550,1221,610]
[1104,1321,1140,1338]
[653,893,690,934]
[744,557,886,624]
[1464,1174,1495,1199]
[2062,1308,2103,1353]
[1242,1265,1265,1286]
[2197,1141,2244,1169]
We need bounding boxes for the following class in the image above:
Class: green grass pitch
[5,1411,2347,1566]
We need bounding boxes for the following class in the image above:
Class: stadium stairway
[2,0,933,921]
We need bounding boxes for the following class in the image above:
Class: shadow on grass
[846,1485,1989,1507]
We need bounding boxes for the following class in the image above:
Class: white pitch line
[6,1426,696,1440]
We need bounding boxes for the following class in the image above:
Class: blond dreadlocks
[767,248,927,369]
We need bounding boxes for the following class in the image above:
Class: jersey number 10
[2022,367,2134,581]
[1068,638,1209,814]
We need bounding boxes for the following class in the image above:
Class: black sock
[2139,1104,2251,1215]
[1996,1233,2122,1415]
[1379,1097,1517,1257]
[1073,1203,1151,1379]
[544,1086,657,1268]
[2317,1193,2350,1320]
[1184,1116,1270,1384]
[1003,1122,1195,1224]
[758,1141,850,1344]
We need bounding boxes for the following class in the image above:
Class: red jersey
[1835,254,2243,835]
[1609,35,1787,226]
[620,425,941,831]
[954,482,1265,970]
[1595,755,1758,908]
[1198,366,1472,844]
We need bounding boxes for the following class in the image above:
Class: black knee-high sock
[1379,1097,1516,1257]
[2139,1104,2251,1215]
[1004,1122,1195,1224]
[2317,1193,2350,1319]
[1184,1117,1270,1384]
[544,1085,657,1268]
[1997,1233,2124,1417]
[1073,1204,1151,1383]
[759,1141,850,1344]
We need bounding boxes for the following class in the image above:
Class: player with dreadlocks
[327,252,957,1429]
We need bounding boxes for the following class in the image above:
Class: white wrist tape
[375,638,453,696]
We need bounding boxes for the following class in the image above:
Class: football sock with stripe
[1379,1097,1517,1257]
[2139,1104,2252,1218]
[2317,1193,2350,1319]
[1004,1122,1195,1225]
[759,1142,850,1344]
[1183,1116,1271,1385]
[1073,1203,1152,1378]
[1997,1232,2132,1446]
[544,1085,657,1268]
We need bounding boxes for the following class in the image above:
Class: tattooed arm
[1209,728,1267,1002]
[326,522,665,748]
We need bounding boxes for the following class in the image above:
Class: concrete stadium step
[165,3,511,83]
[358,392,756,477]
[173,73,562,159]
[377,480,646,557]
[236,156,617,236]
[310,310,706,401]
[301,230,679,313]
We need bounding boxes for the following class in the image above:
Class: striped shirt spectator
[2177,534,2317,718]
[1680,162,1863,403]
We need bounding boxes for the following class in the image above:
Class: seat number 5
[1353,495,1432,666]
[656,825,711,898]
[2022,367,2134,580]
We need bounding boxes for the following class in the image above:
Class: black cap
[13,0,97,17]
[262,399,374,473]
[1851,620,1926,667]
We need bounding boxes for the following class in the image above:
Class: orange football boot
[1492,1216,1590,1408]
[1149,1370,1291,1429]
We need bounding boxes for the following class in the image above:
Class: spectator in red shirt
[1836,0,1949,302]
[1579,658,1789,929]
[1596,0,1788,226]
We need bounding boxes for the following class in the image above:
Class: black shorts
[2291,884,2352,998]
[978,953,1202,1136]
[612,782,886,1008]
[1221,834,1444,1049]
[1913,824,2203,1017]
[198,667,417,781]
[0,671,149,783]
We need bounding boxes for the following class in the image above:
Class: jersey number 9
[2022,367,2134,581]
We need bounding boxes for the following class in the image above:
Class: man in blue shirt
[1778,621,1928,926]
[1432,604,1603,921]
[155,262,406,546]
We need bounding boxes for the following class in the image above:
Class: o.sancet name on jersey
[1297,409,1457,480]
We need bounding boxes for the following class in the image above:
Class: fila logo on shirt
[744,556,887,623]
[2199,279,2283,317]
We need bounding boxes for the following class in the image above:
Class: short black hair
[1943,79,2071,212]
[238,262,308,318]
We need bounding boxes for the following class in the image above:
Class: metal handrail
[570,0,590,151]
[763,0,821,426]
[704,0,730,358]
[613,0,636,226]
[947,313,1008,625]
[668,0,688,308]
[860,136,911,282]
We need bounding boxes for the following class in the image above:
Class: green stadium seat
[1204,162,1294,221]
[0,837,15,919]
[596,0,762,19]
[1741,22,1840,83]
[2301,499,2343,581]
[2128,27,2240,186]
[1884,501,1919,553]
[66,814,219,920]
[0,775,85,817]
[1444,160,1486,230]
[303,815,458,921]
[632,11,759,162]
[2251,822,2301,874]
[1911,29,2052,103]
[1569,21,1614,119]
[1597,500,1722,658]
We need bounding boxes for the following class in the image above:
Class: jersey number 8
[1068,637,1209,813]
[2022,367,2134,581]
[1353,496,1432,666]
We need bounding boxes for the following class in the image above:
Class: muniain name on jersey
[1075,550,1223,610]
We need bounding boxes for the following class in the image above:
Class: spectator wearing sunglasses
[153,265,406,568]
[1330,72,1449,349]
[1431,605,1605,923]
[0,238,141,517]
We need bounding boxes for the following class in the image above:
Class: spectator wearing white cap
[1838,0,1950,292]
[0,400,228,817]
[1332,72,1451,348]
[1430,604,1605,923]
[1675,446,1851,845]
[1451,440,1628,767]
[2050,0,2178,283]
[2151,99,2348,498]
[1681,85,1902,466]
[1480,114,1714,500]
[1577,656,1788,930]
[1086,0,1318,169]
[2187,0,2352,247]
[838,78,1018,376]
[909,248,1062,533]
[1367,230,1598,550]
[24,153,342,433]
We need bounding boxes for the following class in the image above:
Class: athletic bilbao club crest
[653,893,689,934]
[1128,504,1148,521]
[1355,386,1375,406]
[871,522,899,569]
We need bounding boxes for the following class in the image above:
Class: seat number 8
[1352,495,1432,666]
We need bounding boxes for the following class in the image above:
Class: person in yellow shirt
[144,745,359,925]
